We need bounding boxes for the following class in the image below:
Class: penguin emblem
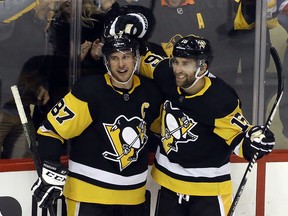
[102,116,148,171]
[161,101,198,154]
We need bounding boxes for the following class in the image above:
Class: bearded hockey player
[142,35,275,216]
[31,34,162,216]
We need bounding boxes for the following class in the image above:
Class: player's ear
[202,63,207,70]
[198,61,207,73]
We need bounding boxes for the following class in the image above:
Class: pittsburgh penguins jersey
[37,73,162,205]
[139,57,252,196]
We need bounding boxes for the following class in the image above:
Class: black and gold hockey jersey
[37,73,162,205]
[139,55,252,196]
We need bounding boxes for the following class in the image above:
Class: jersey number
[144,54,163,68]
[231,113,249,132]
[51,99,75,124]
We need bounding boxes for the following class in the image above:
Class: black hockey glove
[243,126,275,160]
[104,13,148,38]
[31,161,68,208]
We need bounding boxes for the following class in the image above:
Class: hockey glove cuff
[242,126,275,161]
[31,161,68,208]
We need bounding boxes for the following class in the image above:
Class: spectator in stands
[0,56,49,159]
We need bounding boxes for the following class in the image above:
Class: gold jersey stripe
[151,166,233,196]
[63,176,146,205]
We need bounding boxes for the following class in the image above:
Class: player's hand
[104,13,148,38]
[243,126,275,160]
[31,161,68,208]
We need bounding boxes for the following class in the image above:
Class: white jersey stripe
[68,160,148,186]
[155,147,231,178]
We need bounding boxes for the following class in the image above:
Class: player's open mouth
[118,69,128,73]
[175,74,186,80]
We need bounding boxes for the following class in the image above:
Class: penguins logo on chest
[161,101,198,154]
[102,115,148,171]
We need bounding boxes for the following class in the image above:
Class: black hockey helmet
[102,34,140,56]
[173,35,213,67]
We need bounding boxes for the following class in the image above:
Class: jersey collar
[104,73,140,94]
[177,76,211,98]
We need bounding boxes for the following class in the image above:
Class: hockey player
[141,35,275,216]
[31,34,163,216]
[106,16,275,214]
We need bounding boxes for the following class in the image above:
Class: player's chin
[116,73,132,82]
[175,79,187,87]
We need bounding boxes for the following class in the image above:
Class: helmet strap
[182,66,209,91]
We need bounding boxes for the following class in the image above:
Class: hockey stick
[227,47,284,216]
[11,85,56,216]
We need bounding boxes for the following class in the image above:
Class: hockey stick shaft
[227,47,284,216]
[11,85,56,216]
[263,47,284,132]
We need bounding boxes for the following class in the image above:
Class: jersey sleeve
[214,99,252,158]
[139,51,166,79]
[214,100,248,142]
[38,91,93,140]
